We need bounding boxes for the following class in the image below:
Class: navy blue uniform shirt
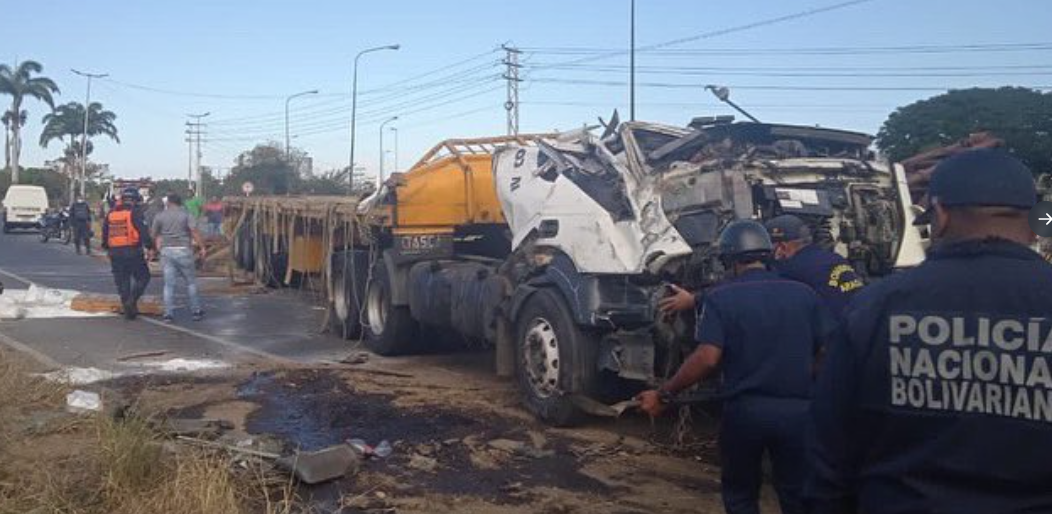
[695,268,835,401]
[808,239,1052,514]
[774,244,863,319]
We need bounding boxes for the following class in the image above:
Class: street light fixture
[71,69,108,199]
[379,116,398,187]
[348,44,400,195]
[285,89,319,162]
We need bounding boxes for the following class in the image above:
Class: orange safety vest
[106,209,141,248]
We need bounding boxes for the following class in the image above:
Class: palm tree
[2,109,26,170]
[40,101,119,195]
[0,60,60,183]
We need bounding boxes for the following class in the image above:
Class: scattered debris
[117,349,171,362]
[340,352,370,365]
[66,390,102,413]
[137,358,230,372]
[177,436,360,485]
[348,438,393,459]
[159,417,234,438]
[44,366,120,385]
[70,292,164,316]
[407,453,439,473]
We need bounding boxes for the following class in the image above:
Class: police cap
[914,149,1036,225]
[765,214,811,243]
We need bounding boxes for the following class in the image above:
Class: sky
[4,0,1051,181]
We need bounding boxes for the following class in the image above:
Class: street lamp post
[285,89,318,163]
[348,44,400,195]
[379,116,398,187]
[71,69,108,199]
[389,126,399,174]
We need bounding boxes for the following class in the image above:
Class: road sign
[1028,201,1052,237]
[242,181,255,196]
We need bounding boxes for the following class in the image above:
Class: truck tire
[363,262,418,356]
[515,288,598,426]
[329,252,362,340]
[235,226,255,272]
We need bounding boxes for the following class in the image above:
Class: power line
[527,77,1052,91]
[531,0,879,70]
[524,64,1052,78]
[521,41,1052,57]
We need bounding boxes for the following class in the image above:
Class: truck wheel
[363,263,418,356]
[515,288,598,426]
[235,226,255,271]
[329,252,362,339]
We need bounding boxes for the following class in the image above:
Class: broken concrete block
[66,390,102,413]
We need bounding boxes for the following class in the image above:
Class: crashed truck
[227,117,926,425]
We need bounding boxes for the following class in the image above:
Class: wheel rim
[366,281,387,336]
[523,317,561,399]
[333,274,349,321]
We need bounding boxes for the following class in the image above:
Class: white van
[2,185,49,233]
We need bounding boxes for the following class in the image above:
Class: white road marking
[0,265,296,366]
[0,330,63,370]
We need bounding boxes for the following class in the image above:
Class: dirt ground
[89,349,774,514]
[1,343,788,513]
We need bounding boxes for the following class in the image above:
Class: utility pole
[390,126,399,174]
[629,0,636,121]
[186,112,210,197]
[502,44,522,136]
[71,69,108,198]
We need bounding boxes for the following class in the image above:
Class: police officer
[101,188,154,320]
[640,220,834,514]
[807,149,1052,514]
[69,194,93,255]
[765,215,863,319]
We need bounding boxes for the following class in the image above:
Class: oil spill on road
[238,369,614,505]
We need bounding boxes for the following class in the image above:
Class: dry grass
[0,350,309,514]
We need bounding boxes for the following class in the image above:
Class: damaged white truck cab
[492,118,924,424]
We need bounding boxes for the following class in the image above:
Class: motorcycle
[39,209,72,244]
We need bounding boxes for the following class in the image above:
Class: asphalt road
[0,229,356,374]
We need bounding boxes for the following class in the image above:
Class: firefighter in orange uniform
[101,188,154,319]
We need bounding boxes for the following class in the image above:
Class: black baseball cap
[914,149,1036,225]
[765,214,811,243]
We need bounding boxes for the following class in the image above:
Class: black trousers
[72,220,91,252]
[109,252,150,307]
[719,396,809,514]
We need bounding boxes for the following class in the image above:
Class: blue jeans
[161,247,202,316]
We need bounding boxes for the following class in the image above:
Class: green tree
[0,60,60,183]
[876,87,1052,174]
[39,101,119,197]
[223,143,301,196]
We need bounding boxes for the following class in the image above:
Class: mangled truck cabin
[228,118,926,425]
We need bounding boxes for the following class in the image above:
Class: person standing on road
[204,196,223,236]
[69,194,93,255]
[807,149,1052,514]
[765,215,864,320]
[151,193,206,322]
[101,188,153,320]
[640,220,835,514]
